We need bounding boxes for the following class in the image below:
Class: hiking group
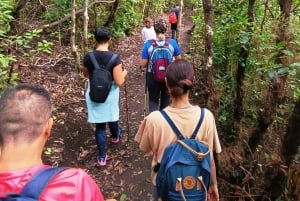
[0,8,221,201]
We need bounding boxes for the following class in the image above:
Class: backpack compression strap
[160,108,205,140]
[89,52,118,71]
[20,167,68,199]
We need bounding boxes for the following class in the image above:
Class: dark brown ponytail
[166,60,194,98]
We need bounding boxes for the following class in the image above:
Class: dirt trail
[109,12,193,200]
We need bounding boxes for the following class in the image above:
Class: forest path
[110,10,194,200]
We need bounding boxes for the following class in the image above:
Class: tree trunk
[201,0,219,112]
[70,0,81,74]
[83,0,89,55]
[176,0,183,42]
[11,0,28,31]
[282,99,300,200]
[142,0,149,18]
[233,0,255,123]
[104,0,121,27]
[145,0,151,17]
[248,0,292,151]
[281,99,300,165]
[248,0,293,199]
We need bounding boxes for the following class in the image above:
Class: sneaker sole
[97,155,107,166]
[111,137,120,144]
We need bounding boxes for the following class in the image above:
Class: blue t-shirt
[141,38,181,72]
[171,7,179,19]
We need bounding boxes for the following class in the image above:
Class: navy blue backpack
[0,167,67,201]
[156,108,211,201]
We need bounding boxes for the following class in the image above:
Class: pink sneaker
[97,155,107,167]
[111,137,120,144]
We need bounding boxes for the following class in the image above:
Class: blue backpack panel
[0,167,67,201]
[149,39,173,82]
[156,108,211,201]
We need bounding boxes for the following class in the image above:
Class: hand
[139,66,145,72]
[208,184,219,201]
[122,69,128,77]
[145,151,153,156]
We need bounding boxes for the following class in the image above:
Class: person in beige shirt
[135,60,222,201]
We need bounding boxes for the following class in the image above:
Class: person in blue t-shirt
[170,5,179,39]
[140,19,182,113]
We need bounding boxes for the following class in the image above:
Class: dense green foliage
[0,0,56,91]
[43,0,70,20]
[0,0,17,91]
[189,1,299,199]
[111,0,143,38]
[190,0,300,124]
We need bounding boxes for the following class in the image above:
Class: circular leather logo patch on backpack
[183,176,196,189]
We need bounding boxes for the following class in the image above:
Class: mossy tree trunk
[247,0,293,199]
[201,0,219,113]
[281,99,300,165]
[71,0,81,74]
[104,0,121,27]
[233,0,255,123]
[248,0,292,152]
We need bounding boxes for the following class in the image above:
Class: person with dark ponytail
[135,60,222,200]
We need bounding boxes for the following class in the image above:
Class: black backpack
[0,167,67,201]
[89,52,117,103]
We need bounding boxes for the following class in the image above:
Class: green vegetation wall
[189,0,300,200]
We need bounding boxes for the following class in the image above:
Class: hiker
[0,83,106,200]
[140,18,181,113]
[82,26,128,167]
[141,17,156,43]
[170,5,179,39]
[135,60,222,201]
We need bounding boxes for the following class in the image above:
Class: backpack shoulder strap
[20,167,68,199]
[89,52,117,71]
[89,52,100,69]
[190,108,205,139]
[164,38,171,46]
[160,110,184,140]
[105,53,118,71]
[161,108,205,140]
[150,39,158,47]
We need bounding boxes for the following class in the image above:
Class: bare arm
[113,64,128,86]
[82,66,89,78]
[140,59,148,68]
[208,158,219,201]
[174,55,182,60]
